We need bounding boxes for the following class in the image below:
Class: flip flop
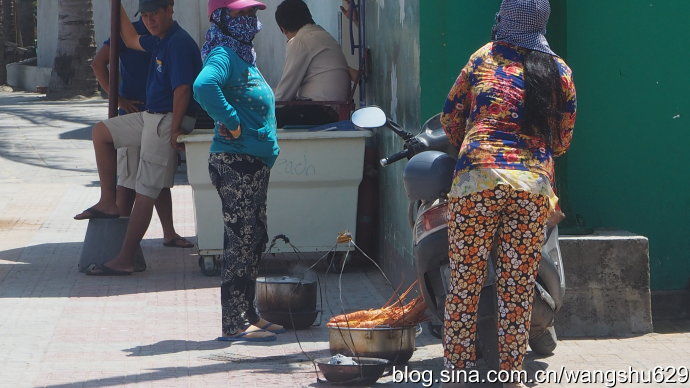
[259,322,286,334]
[216,330,276,342]
[162,236,194,248]
[85,263,132,276]
[74,207,119,220]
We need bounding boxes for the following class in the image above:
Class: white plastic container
[180,129,373,264]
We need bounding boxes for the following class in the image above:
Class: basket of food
[326,281,427,364]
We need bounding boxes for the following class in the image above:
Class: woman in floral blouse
[440,0,576,386]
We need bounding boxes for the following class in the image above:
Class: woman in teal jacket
[193,0,281,342]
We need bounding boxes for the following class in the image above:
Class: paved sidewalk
[0,91,688,387]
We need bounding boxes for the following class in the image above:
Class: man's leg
[116,186,136,216]
[74,122,119,218]
[104,193,156,272]
[75,114,144,220]
[116,148,138,217]
[93,122,119,209]
[155,188,193,247]
[119,185,190,246]
[102,112,186,270]
[156,188,174,237]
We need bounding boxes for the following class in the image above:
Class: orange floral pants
[444,185,549,371]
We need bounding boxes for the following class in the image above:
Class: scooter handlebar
[380,149,411,167]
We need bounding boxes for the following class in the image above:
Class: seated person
[88,15,192,249]
[274,0,351,127]
[74,0,201,275]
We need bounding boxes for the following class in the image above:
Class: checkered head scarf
[491,0,556,56]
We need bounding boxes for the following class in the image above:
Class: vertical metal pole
[359,0,366,106]
[108,0,121,118]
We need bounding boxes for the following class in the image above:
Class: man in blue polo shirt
[75,0,201,275]
[88,15,193,249]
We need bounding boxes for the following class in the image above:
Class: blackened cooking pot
[256,275,318,329]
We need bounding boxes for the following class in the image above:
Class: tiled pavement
[0,91,688,387]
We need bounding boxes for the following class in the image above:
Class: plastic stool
[78,218,146,273]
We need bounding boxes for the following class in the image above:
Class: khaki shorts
[104,112,194,199]
[116,147,176,191]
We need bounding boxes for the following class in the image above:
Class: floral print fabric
[450,168,558,213]
[440,41,577,186]
[209,152,270,335]
[444,185,549,371]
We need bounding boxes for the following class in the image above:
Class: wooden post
[0,0,6,85]
[108,0,121,118]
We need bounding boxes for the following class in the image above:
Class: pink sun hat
[208,0,267,17]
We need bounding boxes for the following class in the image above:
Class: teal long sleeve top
[193,46,280,167]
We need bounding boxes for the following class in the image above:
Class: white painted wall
[37,0,343,87]
[37,0,58,68]
[254,0,341,86]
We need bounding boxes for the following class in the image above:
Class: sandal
[216,329,276,342]
[85,263,132,276]
[259,322,286,334]
[162,236,194,248]
[74,207,119,220]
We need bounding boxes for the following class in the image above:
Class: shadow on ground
[42,360,309,388]
[0,93,104,176]
[0,239,215,298]
[653,319,690,334]
[0,93,106,128]
[59,125,92,140]
[123,340,230,357]
[42,346,449,388]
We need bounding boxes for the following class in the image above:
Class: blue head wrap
[201,8,262,64]
[492,0,556,56]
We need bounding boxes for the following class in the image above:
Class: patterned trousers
[209,153,270,335]
[444,185,549,371]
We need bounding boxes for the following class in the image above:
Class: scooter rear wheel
[529,326,557,355]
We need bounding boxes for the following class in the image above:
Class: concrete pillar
[556,231,653,337]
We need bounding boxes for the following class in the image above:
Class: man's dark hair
[275,0,315,33]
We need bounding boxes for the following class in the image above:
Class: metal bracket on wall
[346,0,367,107]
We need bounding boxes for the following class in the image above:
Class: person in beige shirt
[274,0,351,127]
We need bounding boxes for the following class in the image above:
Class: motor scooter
[351,107,565,366]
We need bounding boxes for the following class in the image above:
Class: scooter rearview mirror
[351,106,387,128]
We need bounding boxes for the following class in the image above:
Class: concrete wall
[37,0,342,88]
[560,1,690,291]
[255,0,342,87]
[39,0,163,68]
[91,0,146,49]
[36,0,59,68]
[364,0,421,277]
[6,60,52,91]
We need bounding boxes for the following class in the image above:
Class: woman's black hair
[523,50,566,149]
[275,0,315,33]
